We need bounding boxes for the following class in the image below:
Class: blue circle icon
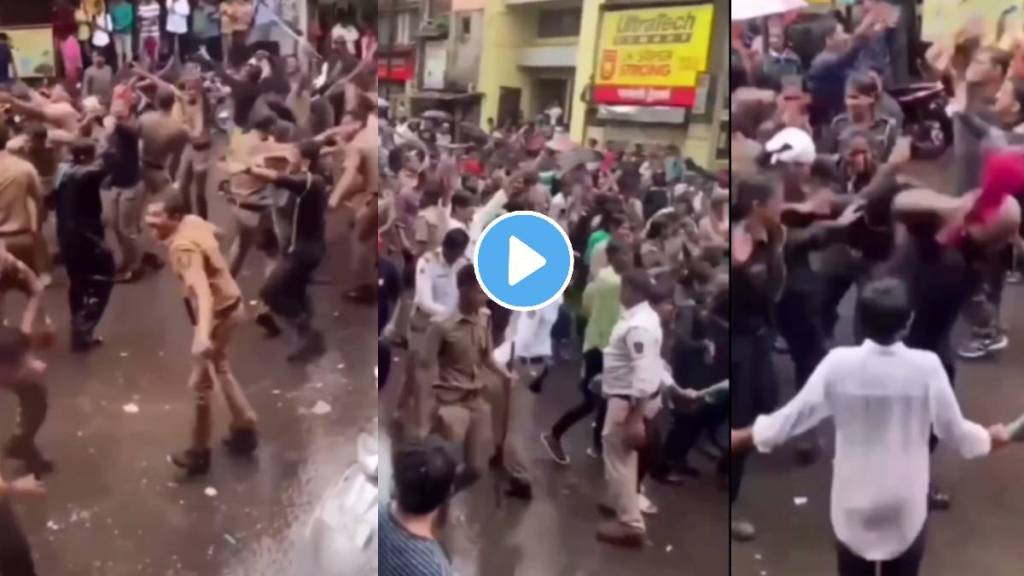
[473,211,574,311]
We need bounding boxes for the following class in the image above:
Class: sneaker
[596,520,645,548]
[731,515,756,542]
[1007,270,1023,284]
[773,336,789,354]
[638,492,659,516]
[985,333,1010,351]
[928,485,951,511]
[541,433,569,465]
[957,338,991,359]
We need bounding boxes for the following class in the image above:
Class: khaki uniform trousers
[187,302,259,450]
[602,397,650,533]
[433,387,493,477]
[483,366,532,485]
[402,312,434,440]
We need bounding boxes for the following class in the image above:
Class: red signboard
[378,59,414,82]
[593,85,695,107]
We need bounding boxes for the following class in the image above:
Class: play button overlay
[474,211,573,311]
[508,236,546,286]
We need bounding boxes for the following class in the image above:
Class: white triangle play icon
[508,235,546,286]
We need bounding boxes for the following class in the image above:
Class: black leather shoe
[221,428,259,456]
[4,440,54,477]
[169,449,211,477]
[71,334,104,353]
[505,479,533,501]
[254,312,281,338]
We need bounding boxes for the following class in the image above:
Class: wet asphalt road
[731,158,1024,575]
[381,352,729,576]
[0,192,376,575]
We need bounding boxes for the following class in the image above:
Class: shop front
[378,50,417,104]
[574,0,727,169]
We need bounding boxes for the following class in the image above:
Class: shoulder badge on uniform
[173,250,195,272]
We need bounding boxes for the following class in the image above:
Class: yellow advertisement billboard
[921,0,1020,45]
[595,5,714,89]
[0,27,56,78]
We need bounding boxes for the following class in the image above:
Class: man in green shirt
[110,0,135,68]
[542,239,633,464]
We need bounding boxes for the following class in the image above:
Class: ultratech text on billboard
[612,12,699,45]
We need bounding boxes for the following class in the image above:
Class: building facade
[476,0,728,169]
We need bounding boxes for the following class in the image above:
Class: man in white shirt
[405,229,470,440]
[732,278,1011,576]
[597,270,664,548]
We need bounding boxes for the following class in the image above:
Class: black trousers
[0,500,35,576]
[837,526,926,576]
[731,329,778,504]
[776,287,828,391]
[3,378,46,451]
[62,241,114,343]
[659,400,728,474]
[378,341,391,390]
[261,247,323,322]
[550,348,605,451]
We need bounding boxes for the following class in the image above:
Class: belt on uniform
[183,297,241,326]
[608,391,659,403]
[226,197,268,213]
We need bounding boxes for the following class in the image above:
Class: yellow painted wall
[478,0,532,125]
[569,0,602,142]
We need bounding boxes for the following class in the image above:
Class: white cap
[765,127,816,165]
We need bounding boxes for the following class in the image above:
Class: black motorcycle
[890,81,953,160]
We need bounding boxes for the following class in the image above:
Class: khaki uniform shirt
[139,110,189,169]
[0,152,43,235]
[224,132,298,200]
[425,308,493,394]
[166,215,242,315]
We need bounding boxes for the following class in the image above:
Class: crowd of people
[0,5,379,574]
[24,0,375,86]
[377,96,730,569]
[730,5,1024,575]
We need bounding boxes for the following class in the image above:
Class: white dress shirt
[601,302,663,399]
[753,340,991,561]
[413,249,467,320]
[509,298,561,360]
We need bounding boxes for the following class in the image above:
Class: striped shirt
[138,2,161,36]
[379,504,453,576]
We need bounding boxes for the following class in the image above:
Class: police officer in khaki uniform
[403,229,470,440]
[597,270,664,548]
[144,196,259,476]
[421,266,514,493]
